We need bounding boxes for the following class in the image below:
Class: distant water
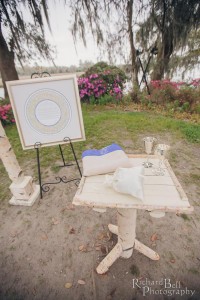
[0,87,4,99]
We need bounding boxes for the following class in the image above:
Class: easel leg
[69,139,82,177]
[59,144,66,166]
[58,144,73,167]
[63,137,82,176]
[35,146,43,199]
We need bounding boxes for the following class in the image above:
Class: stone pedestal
[0,121,39,206]
[9,176,40,206]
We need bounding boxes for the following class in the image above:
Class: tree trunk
[152,30,173,80]
[151,49,166,80]
[0,24,18,99]
[152,46,171,80]
[127,0,139,89]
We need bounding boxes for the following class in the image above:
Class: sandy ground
[0,137,200,300]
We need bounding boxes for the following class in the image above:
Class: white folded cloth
[82,143,131,176]
[105,166,144,201]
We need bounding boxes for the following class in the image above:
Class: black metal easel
[34,138,82,199]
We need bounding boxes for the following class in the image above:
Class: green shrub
[85,61,127,86]
[122,93,132,104]
[182,102,190,112]
[177,87,199,107]
[101,94,116,104]
[193,104,200,114]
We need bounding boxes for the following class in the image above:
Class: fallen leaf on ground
[98,232,108,240]
[10,231,19,238]
[98,233,105,240]
[69,227,75,234]
[32,288,36,296]
[66,204,75,210]
[181,226,188,232]
[95,246,101,251]
[61,204,75,212]
[86,227,93,234]
[95,242,102,247]
[51,218,60,225]
[65,282,72,289]
[78,245,87,252]
[78,279,86,285]
[40,233,48,240]
[150,233,159,242]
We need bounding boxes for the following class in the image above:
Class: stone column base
[9,176,40,206]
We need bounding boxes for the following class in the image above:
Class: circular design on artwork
[25,89,71,134]
[35,100,61,126]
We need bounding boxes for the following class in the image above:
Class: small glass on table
[153,144,170,176]
[143,137,157,168]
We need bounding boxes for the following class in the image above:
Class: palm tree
[0,0,52,97]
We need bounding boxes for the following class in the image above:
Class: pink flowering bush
[189,78,200,88]
[0,103,15,125]
[78,73,123,103]
[150,79,186,90]
[142,79,200,113]
[78,62,126,103]
[151,78,200,90]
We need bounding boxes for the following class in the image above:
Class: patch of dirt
[0,138,200,300]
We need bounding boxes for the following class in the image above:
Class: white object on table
[73,154,193,274]
[105,166,144,200]
[143,137,157,154]
[153,144,171,175]
[143,137,157,168]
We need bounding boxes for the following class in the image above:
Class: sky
[42,2,100,67]
[40,2,200,80]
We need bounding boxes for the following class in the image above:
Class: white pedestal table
[73,155,193,274]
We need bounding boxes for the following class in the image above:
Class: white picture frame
[6,75,85,150]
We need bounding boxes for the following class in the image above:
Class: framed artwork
[6,75,85,149]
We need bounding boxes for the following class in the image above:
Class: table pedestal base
[96,208,160,274]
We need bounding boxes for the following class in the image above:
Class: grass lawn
[0,104,199,201]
